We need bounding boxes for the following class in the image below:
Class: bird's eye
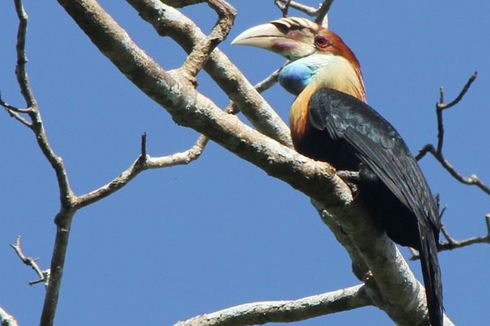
[314,35,330,49]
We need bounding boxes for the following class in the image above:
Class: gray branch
[276,0,333,26]
[76,135,209,208]
[10,236,50,287]
[3,2,210,325]
[179,0,236,80]
[176,284,372,325]
[417,72,489,195]
[127,0,293,147]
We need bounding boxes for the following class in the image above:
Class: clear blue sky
[1,1,489,325]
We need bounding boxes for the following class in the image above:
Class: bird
[232,17,443,326]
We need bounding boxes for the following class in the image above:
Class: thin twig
[416,73,489,195]
[9,0,75,205]
[285,0,333,27]
[416,144,490,195]
[76,134,209,208]
[13,0,36,108]
[274,0,291,17]
[225,67,281,114]
[6,3,76,325]
[274,0,333,25]
[287,1,321,15]
[141,132,147,158]
[126,0,293,147]
[437,72,478,111]
[435,72,477,153]
[314,0,333,25]
[440,223,457,245]
[410,214,490,260]
[10,236,50,287]
[0,101,32,127]
[180,0,236,82]
[255,68,281,93]
[0,98,31,113]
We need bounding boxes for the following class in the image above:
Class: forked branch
[76,134,209,208]
[180,0,236,81]
[416,72,489,195]
[127,0,292,146]
[10,236,50,287]
[3,2,210,325]
[275,0,333,25]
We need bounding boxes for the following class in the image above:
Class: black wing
[308,88,440,231]
[308,88,443,326]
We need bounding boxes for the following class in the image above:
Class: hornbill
[233,17,443,325]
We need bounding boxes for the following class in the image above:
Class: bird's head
[233,17,365,101]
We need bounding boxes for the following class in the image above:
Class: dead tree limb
[129,0,293,147]
[10,236,50,287]
[1,2,210,325]
[275,0,332,25]
[416,72,489,195]
[176,284,372,326]
[76,134,208,208]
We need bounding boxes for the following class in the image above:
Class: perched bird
[233,17,443,326]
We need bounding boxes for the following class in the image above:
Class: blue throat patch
[279,59,315,95]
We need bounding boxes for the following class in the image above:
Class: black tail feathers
[418,226,444,326]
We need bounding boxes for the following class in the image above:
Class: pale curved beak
[232,23,287,48]
[232,21,315,60]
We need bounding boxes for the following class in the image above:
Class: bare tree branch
[13,0,36,108]
[0,98,32,127]
[274,0,332,26]
[127,0,293,147]
[314,204,452,325]
[438,72,478,111]
[254,68,281,94]
[9,0,76,205]
[435,72,477,155]
[274,0,291,17]
[10,236,50,287]
[3,4,77,324]
[416,72,489,195]
[287,1,320,15]
[176,284,372,325]
[314,0,333,25]
[417,144,490,195]
[3,2,211,325]
[76,134,209,208]
[225,67,282,114]
[180,0,236,81]
[58,0,350,207]
[411,214,490,260]
[0,306,19,326]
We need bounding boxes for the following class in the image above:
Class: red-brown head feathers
[233,17,366,102]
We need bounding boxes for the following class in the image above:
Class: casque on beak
[231,19,317,60]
